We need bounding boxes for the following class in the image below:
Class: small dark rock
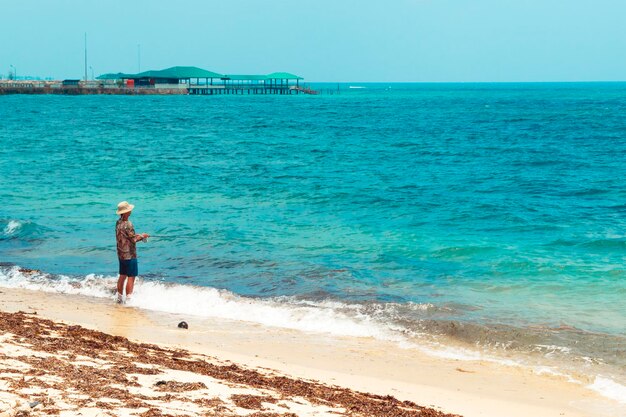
[177,321,188,329]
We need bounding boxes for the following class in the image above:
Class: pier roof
[135,66,223,79]
[97,68,302,81]
[221,74,268,81]
[266,72,303,80]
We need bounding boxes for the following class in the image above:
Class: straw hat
[116,201,135,215]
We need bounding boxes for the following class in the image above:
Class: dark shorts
[118,258,138,277]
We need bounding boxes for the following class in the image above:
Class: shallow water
[1,83,625,402]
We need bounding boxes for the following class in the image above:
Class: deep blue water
[1,83,626,391]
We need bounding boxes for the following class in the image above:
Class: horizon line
[307,80,626,84]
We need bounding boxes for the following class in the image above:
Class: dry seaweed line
[0,311,461,417]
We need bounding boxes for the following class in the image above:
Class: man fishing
[115,201,149,304]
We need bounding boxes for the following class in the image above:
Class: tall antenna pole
[84,33,88,81]
[137,44,141,73]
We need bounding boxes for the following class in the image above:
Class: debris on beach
[0,310,461,417]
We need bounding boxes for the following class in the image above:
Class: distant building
[97,66,223,87]
[97,66,304,90]
[62,79,81,87]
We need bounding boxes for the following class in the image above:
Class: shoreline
[0,287,621,417]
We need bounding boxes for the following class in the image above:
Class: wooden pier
[188,85,318,95]
[0,82,187,96]
[0,67,319,96]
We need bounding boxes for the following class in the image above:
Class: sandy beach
[0,287,621,417]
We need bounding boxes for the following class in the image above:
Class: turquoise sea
[1,83,625,402]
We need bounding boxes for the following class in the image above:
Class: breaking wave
[0,219,48,241]
[3,220,22,236]
[0,265,405,340]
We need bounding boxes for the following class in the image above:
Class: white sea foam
[533,344,572,355]
[130,281,404,340]
[3,220,22,236]
[0,266,402,340]
[589,377,626,404]
[0,267,113,298]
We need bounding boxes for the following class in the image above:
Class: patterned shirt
[116,219,137,260]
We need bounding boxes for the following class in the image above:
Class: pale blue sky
[2,0,625,82]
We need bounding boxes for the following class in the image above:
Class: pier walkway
[1,67,319,96]
[188,85,317,95]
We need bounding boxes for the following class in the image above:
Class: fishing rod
[148,234,206,240]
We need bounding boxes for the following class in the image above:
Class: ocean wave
[3,220,22,236]
[0,266,113,298]
[577,238,626,250]
[542,237,626,251]
[429,245,498,259]
[0,219,48,241]
[132,282,407,339]
[557,188,610,197]
[0,265,404,340]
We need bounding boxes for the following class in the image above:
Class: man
[115,201,149,303]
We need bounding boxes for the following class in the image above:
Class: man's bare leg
[126,276,136,300]
[116,275,127,303]
[117,275,127,294]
